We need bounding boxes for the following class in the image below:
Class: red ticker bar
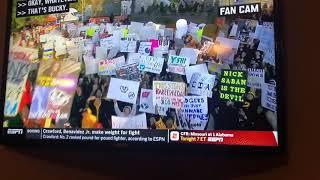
[170,130,278,147]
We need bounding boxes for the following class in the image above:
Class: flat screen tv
[0,0,285,150]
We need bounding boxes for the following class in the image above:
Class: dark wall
[0,0,317,179]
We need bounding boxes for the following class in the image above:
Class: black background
[0,0,318,179]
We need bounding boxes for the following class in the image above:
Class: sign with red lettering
[153,81,186,109]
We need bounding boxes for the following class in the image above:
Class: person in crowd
[69,86,86,128]
[113,100,136,117]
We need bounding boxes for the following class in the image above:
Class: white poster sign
[138,42,152,55]
[139,55,165,74]
[185,64,208,83]
[112,113,147,129]
[107,78,140,104]
[167,55,190,75]
[247,68,265,89]
[261,83,277,112]
[188,73,216,98]
[179,48,200,64]
[98,56,126,75]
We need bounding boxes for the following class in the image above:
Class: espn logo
[7,129,23,135]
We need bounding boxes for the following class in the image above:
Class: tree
[160,2,165,13]
[170,0,180,14]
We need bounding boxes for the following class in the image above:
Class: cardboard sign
[261,83,277,112]
[247,68,265,89]
[178,117,208,130]
[180,48,200,65]
[107,78,140,104]
[220,70,247,102]
[158,37,170,53]
[215,37,240,64]
[116,63,140,80]
[28,61,81,124]
[167,55,190,75]
[138,42,152,55]
[112,113,147,129]
[120,38,137,53]
[139,55,165,74]
[4,60,30,117]
[153,81,186,109]
[185,64,208,83]
[139,89,156,114]
[188,73,216,98]
[98,56,126,76]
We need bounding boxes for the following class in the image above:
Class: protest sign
[116,63,140,80]
[100,36,114,50]
[141,26,158,41]
[257,24,275,66]
[167,55,190,75]
[129,22,144,36]
[98,56,126,76]
[153,81,186,109]
[220,70,247,102]
[261,83,277,112]
[95,46,108,60]
[185,64,208,83]
[188,73,216,98]
[120,37,137,53]
[158,37,170,53]
[112,113,147,129]
[127,52,141,64]
[157,106,169,116]
[139,55,165,74]
[138,42,152,55]
[4,60,30,117]
[29,60,81,124]
[179,48,200,64]
[178,96,209,130]
[215,37,240,64]
[183,96,208,115]
[139,89,156,114]
[107,78,140,104]
[247,68,265,89]
[84,56,99,75]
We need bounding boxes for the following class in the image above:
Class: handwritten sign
[116,63,140,80]
[167,55,190,75]
[120,38,137,53]
[139,55,165,74]
[247,68,265,89]
[178,96,208,130]
[138,42,152,55]
[107,78,140,104]
[261,83,277,112]
[112,113,147,129]
[188,73,216,98]
[153,81,186,109]
[98,56,126,75]
[139,89,156,114]
[220,70,247,102]
[185,64,208,83]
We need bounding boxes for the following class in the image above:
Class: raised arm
[113,100,123,116]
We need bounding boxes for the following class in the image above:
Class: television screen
[1,0,282,147]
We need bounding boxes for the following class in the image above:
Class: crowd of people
[5,4,278,132]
